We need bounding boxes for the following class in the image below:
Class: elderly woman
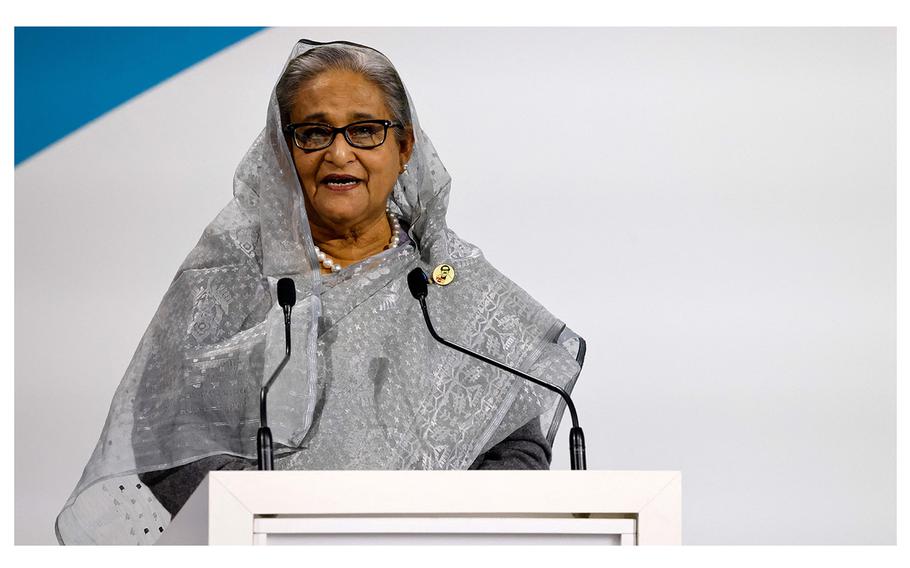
[55,39,584,545]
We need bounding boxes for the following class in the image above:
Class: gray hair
[276,44,413,145]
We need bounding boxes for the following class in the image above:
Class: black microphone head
[277,278,296,308]
[407,268,429,300]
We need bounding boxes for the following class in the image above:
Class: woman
[55,39,584,545]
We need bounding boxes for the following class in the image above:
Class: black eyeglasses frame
[284,119,403,152]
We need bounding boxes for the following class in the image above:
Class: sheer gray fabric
[56,39,583,545]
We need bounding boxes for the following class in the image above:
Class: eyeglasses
[284,119,403,152]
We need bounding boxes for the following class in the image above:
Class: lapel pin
[432,263,455,286]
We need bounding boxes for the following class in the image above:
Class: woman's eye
[302,127,330,139]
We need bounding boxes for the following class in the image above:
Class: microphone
[407,267,587,470]
[257,277,297,470]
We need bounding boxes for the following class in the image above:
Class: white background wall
[15,27,895,544]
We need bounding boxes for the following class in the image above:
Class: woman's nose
[324,132,355,164]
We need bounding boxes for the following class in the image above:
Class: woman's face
[288,69,413,234]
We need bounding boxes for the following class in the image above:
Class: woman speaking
[56,39,585,545]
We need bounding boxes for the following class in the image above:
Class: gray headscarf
[55,39,583,545]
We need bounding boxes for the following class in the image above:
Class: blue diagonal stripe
[15,27,265,165]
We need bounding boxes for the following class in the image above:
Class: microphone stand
[258,279,296,471]
[407,269,586,470]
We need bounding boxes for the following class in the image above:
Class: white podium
[157,470,681,545]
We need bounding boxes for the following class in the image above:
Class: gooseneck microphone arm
[257,278,297,471]
[406,268,586,470]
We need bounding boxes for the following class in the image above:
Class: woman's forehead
[291,70,391,122]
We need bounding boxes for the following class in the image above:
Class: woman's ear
[399,127,415,169]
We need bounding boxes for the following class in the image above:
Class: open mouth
[321,174,362,190]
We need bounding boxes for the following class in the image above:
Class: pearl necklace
[314,210,401,273]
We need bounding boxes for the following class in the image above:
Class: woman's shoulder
[428,227,545,313]
[418,227,576,363]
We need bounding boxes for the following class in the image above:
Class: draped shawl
[55,39,583,545]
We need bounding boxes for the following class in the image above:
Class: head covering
[56,39,583,545]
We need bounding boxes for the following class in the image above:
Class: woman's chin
[313,197,365,220]
[318,206,371,228]
[308,186,389,229]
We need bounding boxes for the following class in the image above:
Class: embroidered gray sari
[55,39,583,545]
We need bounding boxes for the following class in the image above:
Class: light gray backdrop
[15,27,895,544]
